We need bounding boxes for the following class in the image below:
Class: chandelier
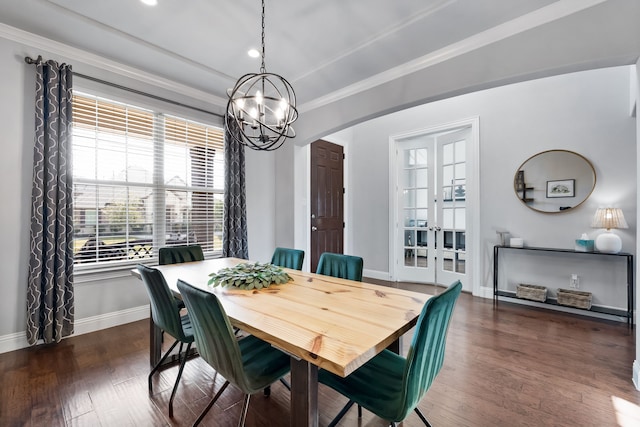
[226,0,298,151]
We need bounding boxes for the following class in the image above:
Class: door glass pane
[455,140,466,162]
[455,209,466,229]
[454,185,466,201]
[455,163,466,180]
[404,249,415,267]
[443,250,454,272]
[404,230,415,247]
[443,185,453,201]
[415,148,428,166]
[416,189,429,208]
[442,143,454,164]
[404,169,416,188]
[416,209,428,228]
[417,248,428,268]
[404,149,415,166]
[416,168,428,188]
[443,208,454,229]
[443,165,454,186]
[404,189,415,208]
[404,209,415,227]
[443,231,453,249]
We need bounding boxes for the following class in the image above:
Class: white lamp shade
[591,208,628,230]
[595,231,622,253]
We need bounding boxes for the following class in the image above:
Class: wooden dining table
[132,257,431,427]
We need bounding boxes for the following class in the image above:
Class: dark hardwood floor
[1,281,638,427]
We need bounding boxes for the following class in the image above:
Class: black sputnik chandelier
[226,0,298,151]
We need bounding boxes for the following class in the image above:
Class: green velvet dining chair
[176,279,291,427]
[136,264,195,418]
[271,247,305,270]
[318,280,462,427]
[158,244,204,265]
[316,252,364,281]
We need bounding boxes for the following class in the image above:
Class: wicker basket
[516,284,547,302]
[557,288,592,310]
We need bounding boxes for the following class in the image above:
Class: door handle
[311,226,318,231]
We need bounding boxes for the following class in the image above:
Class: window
[72,93,224,265]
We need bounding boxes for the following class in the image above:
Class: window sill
[73,253,223,284]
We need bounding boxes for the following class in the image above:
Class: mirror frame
[514,149,596,213]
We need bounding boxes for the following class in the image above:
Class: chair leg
[414,407,433,427]
[169,341,192,418]
[264,377,292,396]
[279,378,291,391]
[148,339,180,393]
[358,404,362,418]
[328,400,356,427]
[238,394,251,427]
[193,381,230,427]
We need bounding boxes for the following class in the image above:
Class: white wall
[0,33,276,350]
[321,66,636,308]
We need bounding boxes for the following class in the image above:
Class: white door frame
[388,117,481,295]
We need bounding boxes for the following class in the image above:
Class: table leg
[290,358,318,427]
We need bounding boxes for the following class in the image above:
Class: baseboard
[0,305,149,355]
[363,269,391,281]
[634,360,640,391]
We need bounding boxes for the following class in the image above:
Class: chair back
[136,264,191,342]
[316,252,363,281]
[158,244,204,265]
[400,280,462,420]
[271,247,305,270]
[176,279,253,393]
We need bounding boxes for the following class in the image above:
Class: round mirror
[514,150,596,213]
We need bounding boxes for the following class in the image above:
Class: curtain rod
[24,56,224,119]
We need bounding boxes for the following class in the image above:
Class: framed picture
[546,179,575,198]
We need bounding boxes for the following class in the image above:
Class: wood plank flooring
[1,282,638,426]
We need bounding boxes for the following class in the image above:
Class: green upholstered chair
[136,264,195,418]
[319,280,462,427]
[176,279,291,426]
[158,244,204,265]
[316,252,364,281]
[271,247,305,270]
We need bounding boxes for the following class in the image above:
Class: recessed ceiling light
[247,49,260,58]
[140,0,158,6]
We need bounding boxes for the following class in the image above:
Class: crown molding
[299,0,607,113]
[0,23,226,108]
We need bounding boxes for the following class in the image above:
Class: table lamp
[591,208,627,253]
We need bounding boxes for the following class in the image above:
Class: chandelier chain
[260,0,266,73]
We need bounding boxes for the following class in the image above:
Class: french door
[395,127,470,285]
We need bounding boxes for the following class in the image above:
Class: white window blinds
[72,93,224,265]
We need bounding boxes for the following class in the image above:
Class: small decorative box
[575,239,594,252]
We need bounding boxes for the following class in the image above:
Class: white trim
[633,360,640,390]
[0,305,149,355]
[363,269,392,281]
[300,0,607,112]
[0,23,226,107]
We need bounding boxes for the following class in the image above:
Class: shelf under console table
[493,245,634,326]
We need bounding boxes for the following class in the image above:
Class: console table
[493,245,634,326]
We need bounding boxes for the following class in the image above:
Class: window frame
[71,90,225,277]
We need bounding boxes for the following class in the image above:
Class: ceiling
[1,0,639,140]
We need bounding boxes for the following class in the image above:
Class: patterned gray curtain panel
[27,58,74,345]
[222,116,249,259]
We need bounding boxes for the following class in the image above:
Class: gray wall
[0,34,276,342]
[325,66,636,307]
